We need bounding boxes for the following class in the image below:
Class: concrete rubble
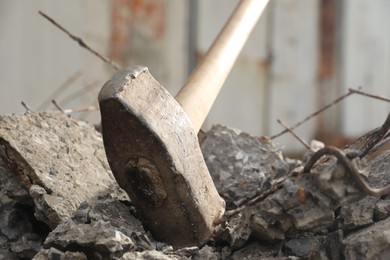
[0,112,389,259]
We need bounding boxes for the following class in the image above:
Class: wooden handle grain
[175,0,270,132]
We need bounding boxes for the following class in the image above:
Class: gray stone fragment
[375,199,390,220]
[283,238,320,258]
[174,246,199,257]
[44,220,135,259]
[193,245,220,260]
[227,242,280,259]
[216,212,252,249]
[33,247,87,260]
[201,125,289,209]
[0,200,46,259]
[0,250,18,260]
[121,250,181,260]
[69,198,154,252]
[343,217,390,259]
[323,230,343,260]
[337,196,378,230]
[0,112,126,229]
[0,158,30,202]
[9,233,42,259]
[0,202,33,240]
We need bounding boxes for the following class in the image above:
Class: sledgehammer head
[98,66,225,248]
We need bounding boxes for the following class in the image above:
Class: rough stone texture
[375,199,390,220]
[33,248,87,260]
[343,217,390,259]
[32,192,153,258]
[337,196,378,230]
[1,113,390,259]
[202,125,390,258]
[43,220,135,259]
[0,112,126,229]
[0,201,45,259]
[227,242,281,259]
[121,250,181,260]
[0,112,128,258]
[283,238,321,258]
[201,125,289,209]
[0,158,29,202]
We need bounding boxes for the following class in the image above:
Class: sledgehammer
[98,0,269,247]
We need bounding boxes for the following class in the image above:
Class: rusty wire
[39,11,120,71]
[303,145,390,197]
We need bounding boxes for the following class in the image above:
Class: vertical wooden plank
[342,0,390,136]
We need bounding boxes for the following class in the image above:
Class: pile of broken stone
[1,112,389,259]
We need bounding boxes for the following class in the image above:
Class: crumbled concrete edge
[0,112,128,227]
[1,114,390,259]
[202,124,390,259]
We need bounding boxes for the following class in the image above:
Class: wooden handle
[175,0,270,132]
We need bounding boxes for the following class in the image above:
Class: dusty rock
[193,245,220,260]
[0,112,126,229]
[226,242,281,259]
[34,195,153,258]
[283,238,320,258]
[201,125,289,209]
[374,199,390,220]
[0,158,29,202]
[121,250,181,260]
[205,124,390,257]
[1,113,390,259]
[323,230,343,260]
[43,220,134,259]
[343,217,390,259]
[33,247,87,260]
[337,196,378,230]
[0,201,45,258]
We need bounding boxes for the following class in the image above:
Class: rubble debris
[226,242,280,259]
[283,238,321,258]
[33,247,87,260]
[374,199,390,220]
[343,217,390,259]
[337,196,378,230]
[0,112,127,228]
[201,124,390,257]
[43,220,135,259]
[201,125,289,209]
[0,112,389,259]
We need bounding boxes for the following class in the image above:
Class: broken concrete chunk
[283,238,320,258]
[33,247,87,260]
[337,196,378,230]
[0,112,126,229]
[193,245,220,260]
[343,217,390,259]
[227,241,280,259]
[374,199,390,220]
[201,125,289,209]
[1,113,390,259]
[0,158,30,203]
[120,250,181,260]
[43,220,135,259]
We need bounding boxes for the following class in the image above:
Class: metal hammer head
[98,66,225,248]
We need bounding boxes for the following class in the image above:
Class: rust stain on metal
[109,0,166,65]
[318,0,336,80]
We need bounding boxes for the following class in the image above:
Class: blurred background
[0,0,390,154]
